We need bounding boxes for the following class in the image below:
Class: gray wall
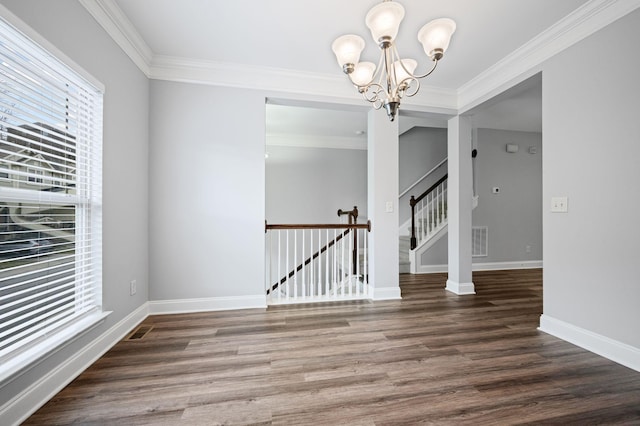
[542,9,640,348]
[149,81,265,300]
[398,127,448,225]
[265,146,367,224]
[473,129,542,263]
[420,129,542,266]
[0,0,149,408]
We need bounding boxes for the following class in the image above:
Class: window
[0,17,103,379]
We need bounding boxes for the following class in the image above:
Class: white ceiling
[108,0,591,140]
[113,0,587,89]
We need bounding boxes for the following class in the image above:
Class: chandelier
[331,0,456,121]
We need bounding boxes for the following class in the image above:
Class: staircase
[400,170,449,273]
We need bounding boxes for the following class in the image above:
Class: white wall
[542,9,640,351]
[265,146,367,224]
[149,81,265,301]
[0,0,149,412]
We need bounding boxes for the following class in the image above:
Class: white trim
[539,314,640,373]
[148,295,267,315]
[266,134,367,150]
[0,303,149,426]
[414,260,543,274]
[471,260,543,271]
[445,280,476,295]
[78,0,152,76]
[371,286,402,301]
[458,0,640,111]
[0,311,110,385]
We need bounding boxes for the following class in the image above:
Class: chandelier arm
[391,44,439,80]
[402,78,421,98]
[362,83,385,103]
[409,59,439,80]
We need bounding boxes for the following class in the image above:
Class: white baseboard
[371,286,402,300]
[415,260,542,274]
[471,260,543,271]
[148,294,267,315]
[445,279,476,295]
[539,314,640,373]
[1,303,149,426]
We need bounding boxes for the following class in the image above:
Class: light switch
[385,201,393,213]
[551,196,568,213]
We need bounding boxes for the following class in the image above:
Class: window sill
[0,311,112,385]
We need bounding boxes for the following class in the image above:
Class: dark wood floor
[25,270,640,425]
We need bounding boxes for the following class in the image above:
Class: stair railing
[409,174,448,249]
[265,220,371,304]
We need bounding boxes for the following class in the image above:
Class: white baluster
[265,231,269,297]
[420,199,425,244]
[285,230,289,301]
[363,228,368,296]
[325,229,329,296]
[437,184,442,228]
[305,229,316,297]
[348,228,353,297]
[318,229,322,297]
[355,229,360,297]
[293,230,297,300]
[301,229,305,299]
[333,229,337,297]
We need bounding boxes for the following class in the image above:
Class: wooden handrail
[410,173,448,207]
[266,221,371,232]
[409,174,448,250]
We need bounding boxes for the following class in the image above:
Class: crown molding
[458,0,640,111]
[78,0,152,76]
[149,55,459,112]
[80,0,640,112]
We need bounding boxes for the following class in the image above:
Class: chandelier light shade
[332,0,456,121]
[418,18,457,60]
[331,35,365,70]
[365,1,405,43]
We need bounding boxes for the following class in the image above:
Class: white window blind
[0,17,103,365]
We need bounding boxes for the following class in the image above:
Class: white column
[446,116,475,295]
[367,109,401,300]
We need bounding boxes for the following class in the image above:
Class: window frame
[0,9,108,384]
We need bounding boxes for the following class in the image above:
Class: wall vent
[126,325,153,340]
[472,226,488,257]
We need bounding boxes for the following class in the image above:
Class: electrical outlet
[526,245,531,253]
[130,280,137,296]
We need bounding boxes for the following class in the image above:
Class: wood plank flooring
[24,270,640,425]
